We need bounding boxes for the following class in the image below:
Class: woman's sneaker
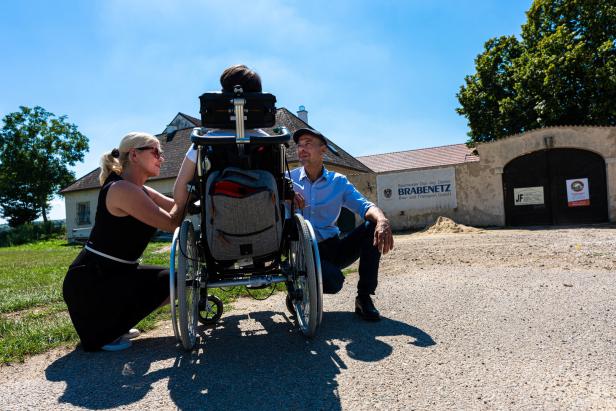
[101,337,132,352]
[123,328,141,339]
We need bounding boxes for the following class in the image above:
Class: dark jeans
[63,249,169,351]
[317,221,380,296]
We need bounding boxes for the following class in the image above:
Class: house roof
[178,112,201,126]
[357,144,479,173]
[61,107,371,194]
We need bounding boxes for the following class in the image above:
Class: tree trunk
[41,203,48,223]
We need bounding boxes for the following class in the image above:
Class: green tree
[457,0,616,144]
[0,106,89,227]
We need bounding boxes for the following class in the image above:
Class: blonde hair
[99,132,159,184]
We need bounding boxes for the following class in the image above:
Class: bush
[0,221,65,247]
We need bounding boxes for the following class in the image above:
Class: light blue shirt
[290,167,375,242]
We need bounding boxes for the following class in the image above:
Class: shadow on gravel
[46,311,434,410]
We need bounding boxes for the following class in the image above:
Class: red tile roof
[357,144,479,173]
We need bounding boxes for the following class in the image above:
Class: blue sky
[0,0,532,222]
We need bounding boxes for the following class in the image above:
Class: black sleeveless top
[86,173,157,261]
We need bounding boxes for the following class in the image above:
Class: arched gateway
[503,148,608,226]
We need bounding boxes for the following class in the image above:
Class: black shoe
[355,295,380,321]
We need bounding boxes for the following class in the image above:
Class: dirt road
[1,225,615,409]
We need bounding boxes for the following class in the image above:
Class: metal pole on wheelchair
[232,85,248,154]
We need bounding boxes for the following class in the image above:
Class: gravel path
[1,226,615,410]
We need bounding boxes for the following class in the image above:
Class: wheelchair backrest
[204,167,283,261]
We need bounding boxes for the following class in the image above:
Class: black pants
[63,249,169,351]
[317,221,380,296]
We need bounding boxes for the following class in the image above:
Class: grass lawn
[0,238,319,364]
[0,238,178,364]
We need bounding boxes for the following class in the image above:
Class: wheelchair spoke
[178,220,200,350]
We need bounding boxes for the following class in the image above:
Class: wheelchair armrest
[190,127,291,145]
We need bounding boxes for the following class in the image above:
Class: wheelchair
[169,86,323,350]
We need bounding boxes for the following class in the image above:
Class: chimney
[297,105,308,124]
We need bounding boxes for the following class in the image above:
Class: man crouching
[290,128,394,321]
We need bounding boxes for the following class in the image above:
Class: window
[77,202,91,225]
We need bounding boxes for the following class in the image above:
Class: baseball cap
[292,128,340,157]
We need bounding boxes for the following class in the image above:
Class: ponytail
[99,150,123,184]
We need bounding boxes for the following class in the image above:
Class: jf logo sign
[377,168,457,214]
[514,187,544,206]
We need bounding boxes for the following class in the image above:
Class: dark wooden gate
[503,148,608,226]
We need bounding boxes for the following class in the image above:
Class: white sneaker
[123,328,141,339]
[101,337,132,352]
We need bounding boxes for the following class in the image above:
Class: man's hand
[365,206,394,255]
[294,192,305,209]
[373,217,394,255]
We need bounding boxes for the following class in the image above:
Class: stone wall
[475,126,616,223]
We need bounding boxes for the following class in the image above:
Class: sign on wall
[513,186,544,206]
[566,178,590,207]
[377,168,456,213]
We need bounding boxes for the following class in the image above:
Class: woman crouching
[63,132,184,351]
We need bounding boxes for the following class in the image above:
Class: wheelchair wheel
[198,295,223,325]
[304,218,323,327]
[285,293,296,316]
[288,214,323,337]
[177,219,200,350]
[169,227,181,342]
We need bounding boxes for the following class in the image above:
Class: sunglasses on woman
[135,146,164,159]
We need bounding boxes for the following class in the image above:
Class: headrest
[199,90,277,129]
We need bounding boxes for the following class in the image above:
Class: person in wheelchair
[291,128,394,321]
[174,64,268,207]
[169,64,324,349]
[63,132,184,352]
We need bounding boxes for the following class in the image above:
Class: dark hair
[220,64,262,92]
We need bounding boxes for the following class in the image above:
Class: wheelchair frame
[169,87,323,350]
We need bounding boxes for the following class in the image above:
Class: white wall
[64,189,98,242]
[377,168,457,214]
